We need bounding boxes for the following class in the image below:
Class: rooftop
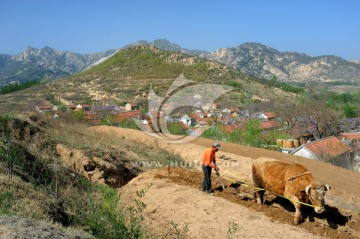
[303,136,352,159]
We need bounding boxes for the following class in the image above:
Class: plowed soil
[91,126,360,239]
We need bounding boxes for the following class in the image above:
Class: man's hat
[212,142,220,150]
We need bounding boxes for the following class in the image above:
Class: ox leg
[254,190,264,205]
[292,197,302,224]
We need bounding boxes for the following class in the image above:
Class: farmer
[202,142,220,195]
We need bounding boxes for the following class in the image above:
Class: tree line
[0,80,40,95]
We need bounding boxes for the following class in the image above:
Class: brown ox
[252,157,330,224]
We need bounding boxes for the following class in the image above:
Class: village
[35,99,360,173]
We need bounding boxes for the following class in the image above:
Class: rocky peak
[203,42,360,83]
[0,46,116,85]
[132,38,207,56]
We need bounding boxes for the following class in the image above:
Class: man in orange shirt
[202,142,220,195]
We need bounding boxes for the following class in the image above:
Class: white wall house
[291,147,317,159]
[180,114,191,126]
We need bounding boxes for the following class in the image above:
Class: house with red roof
[291,136,353,168]
[258,112,276,122]
[179,114,191,126]
[195,117,214,127]
[178,121,189,130]
[196,120,209,128]
[259,121,279,130]
[114,110,141,123]
[337,132,360,144]
[35,105,53,112]
[337,132,360,168]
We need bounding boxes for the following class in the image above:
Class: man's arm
[212,155,219,171]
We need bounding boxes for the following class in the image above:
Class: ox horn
[305,185,311,195]
[324,184,331,191]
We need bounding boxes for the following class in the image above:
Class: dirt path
[91,126,360,238]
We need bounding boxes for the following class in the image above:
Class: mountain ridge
[0,46,116,86]
[1,39,360,87]
[200,42,360,83]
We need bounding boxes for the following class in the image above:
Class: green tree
[59,104,68,112]
[0,80,40,95]
[101,114,116,126]
[242,120,262,147]
[343,104,358,118]
[202,126,225,141]
[118,119,139,130]
[168,123,187,135]
[70,109,85,121]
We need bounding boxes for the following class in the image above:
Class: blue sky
[1,0,359,59]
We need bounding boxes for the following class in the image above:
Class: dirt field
[91,126,360,239]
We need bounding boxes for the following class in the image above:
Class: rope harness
[221,171,321,209]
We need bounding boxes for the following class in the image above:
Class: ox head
[305,182,330,213]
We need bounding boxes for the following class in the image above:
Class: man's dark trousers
[202,165,212,193]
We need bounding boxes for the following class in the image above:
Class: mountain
[200,43,360,83]
[0,45,296,111]
[2,39,359,90]
[0,46,116,86]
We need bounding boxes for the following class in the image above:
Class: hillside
[93,126,360,239]
[0,45,296,112]
[0,114,186,238]
[0,46,116,86]
[1,113,359,238]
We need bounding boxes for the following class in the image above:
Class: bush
[0,192,15,214]
[67,184,147,239]
[118,119,140,130]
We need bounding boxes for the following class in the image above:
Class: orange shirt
[202,148,217,168]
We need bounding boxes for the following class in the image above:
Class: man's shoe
[207,191,214,195]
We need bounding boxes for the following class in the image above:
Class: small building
[337,132,360,144]
[258,112,276,122]
[260,121,279,130]
[125,102,139,111]
[114,110,141,123]
[179,114,191,126]
[35,105,52,112]
[291,136,353,169]
[67,105,77,110]
[196,120,209,128]
[80,104,91,111]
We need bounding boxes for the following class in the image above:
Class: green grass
[0,191,15,214]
